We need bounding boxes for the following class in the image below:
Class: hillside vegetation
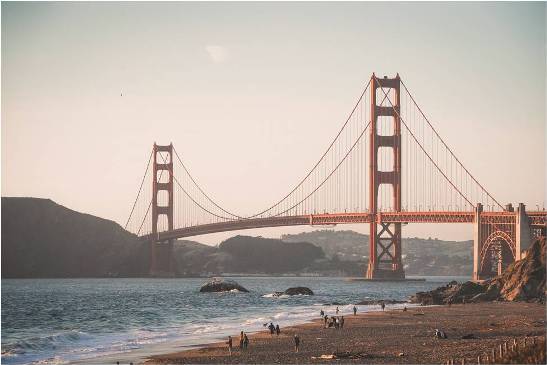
[1,197,147,277]
[282,230,473,276]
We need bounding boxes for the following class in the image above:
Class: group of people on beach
[226,322,290,356]
[323,315,345,329]
[266,322,281,336]
[319,305,357,329]
[226,331,250,355]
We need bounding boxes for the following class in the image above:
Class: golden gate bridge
[125,74,546,280]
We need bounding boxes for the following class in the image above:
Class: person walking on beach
[320,309,324,317]
[227,336,233,356]
[340,316,345,329]
[353,306,357,316]
[275,324,280,336]
[336,306,339,315]
[243,333,249,349]
[323,315,328,328]
[294,334,300,353]
[268,322,275,336]
[381,302,385,311]
[239,331,244,349]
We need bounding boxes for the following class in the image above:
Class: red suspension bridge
[125,73,546,280]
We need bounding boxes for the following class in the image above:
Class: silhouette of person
[227,336,233,355]
[294,334,300,352]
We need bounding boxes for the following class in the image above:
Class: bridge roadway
[140,211,546,242]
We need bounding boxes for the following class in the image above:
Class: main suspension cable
[400,79,504,210]
[125,149,153,230]
[246,78,372,218]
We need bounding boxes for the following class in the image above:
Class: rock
[410,237,545,305]
[495,236,546,301]
[199,278,249,293]
[283,287,314,295]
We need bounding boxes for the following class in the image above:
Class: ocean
[1,276,467,365]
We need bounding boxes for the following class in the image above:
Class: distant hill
[282,230,473,276]
[1,197,147,278]
[173,236,326,276]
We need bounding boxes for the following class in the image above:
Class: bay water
[1,276,467,364]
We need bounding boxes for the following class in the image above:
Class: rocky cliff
[411,236,546,304]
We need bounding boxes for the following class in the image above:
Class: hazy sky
[2,2,545,244]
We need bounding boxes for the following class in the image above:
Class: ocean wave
[261,293,290,298]
[2,330,92,355]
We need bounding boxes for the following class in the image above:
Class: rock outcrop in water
[283,287,314,295]
[199,278,249,293]
[410,237,546,305]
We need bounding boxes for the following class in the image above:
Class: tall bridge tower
[367,74,404,279]
[151,143,175,277]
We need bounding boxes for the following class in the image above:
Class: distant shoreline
[145,302,545,364]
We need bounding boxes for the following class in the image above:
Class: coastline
[145,302,545,364]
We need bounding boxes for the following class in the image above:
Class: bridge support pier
[515,203,531,260]
[472,203,483,281]
[473,202,533,281]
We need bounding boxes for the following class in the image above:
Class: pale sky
[2,2,545,245]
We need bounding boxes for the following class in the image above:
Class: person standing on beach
[323,315,328,328]
[227,336,233,356]
[243,333,249,349]
[294,334,300,353]
[353,306,357,316]
[239,331,244,349]
[268,322,275,336]
[336,306,339,315]
[340,316,345,329]
[320,309,324,317]
[381,302,385,311]
[275,324,280,336]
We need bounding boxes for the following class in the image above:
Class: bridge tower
[150,143,175,277]
[366,74,405,280]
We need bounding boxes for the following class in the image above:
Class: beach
[146,302,545,364]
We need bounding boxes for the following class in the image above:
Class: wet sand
[146,302,545,364]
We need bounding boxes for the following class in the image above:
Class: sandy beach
[146,302,545,364]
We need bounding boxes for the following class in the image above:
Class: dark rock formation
[283,287,314,295]
[410,237,546,305]
[489,236,545,301]
[199,278,249,293]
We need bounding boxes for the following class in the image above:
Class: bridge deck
[139,211,546,241]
